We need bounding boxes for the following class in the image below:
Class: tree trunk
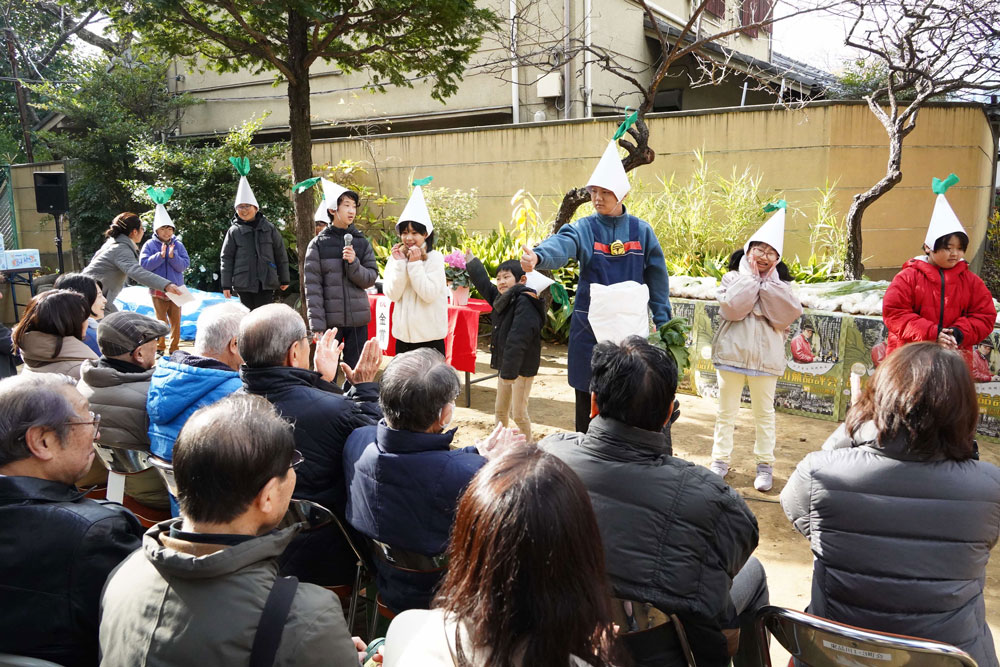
[286,10,313,318]
[843,117,913,279]
[5,29,33,163]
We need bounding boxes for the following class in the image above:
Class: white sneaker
[754,463,773,492]
[709,460,729,478]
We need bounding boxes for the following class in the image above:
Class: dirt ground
[452,342,1000,662]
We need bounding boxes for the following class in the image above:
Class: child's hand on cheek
[391,244,406,260]
[407,245,422,262]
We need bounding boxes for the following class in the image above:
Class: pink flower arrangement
[443,250,471,287]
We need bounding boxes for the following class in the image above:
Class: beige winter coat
[382,251,449,343]
[17,331,98,380]
[711,259,803,376]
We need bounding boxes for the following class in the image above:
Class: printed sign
[671,298,698,395]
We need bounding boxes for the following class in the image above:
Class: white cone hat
[397,183,434,234]
[321,179,350,210]
[234,176,259,210]
[745,201,787,258]
[314,201,330,224]
[152,205,173,232]
[924,174,965,248]
[586,141,631,203]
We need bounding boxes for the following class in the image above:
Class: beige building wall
[309,101,995,279]
[169,0,778,137]
[0,161,73,323]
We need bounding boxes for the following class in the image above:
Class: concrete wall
[309,101,995,278]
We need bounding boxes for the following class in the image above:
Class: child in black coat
[466,255,545,442]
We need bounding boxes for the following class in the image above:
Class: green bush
[125,117,293,291]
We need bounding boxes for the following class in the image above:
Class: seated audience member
[541,336,764,667]
[781,342,1000,666]
[12,288,97,380]
[54,273,107,356]
[0,374,142,667]
[99,394,362,666]
[344,348,524,614]
[240,303,382,585]
[384,447,620,667]
[77,311,170,509]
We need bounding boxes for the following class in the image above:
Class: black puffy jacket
[467,258,545,379]
[541,417,759,667]
[241,365,381,585]
[303,224,378,333]
[219,213,290,293]
[0,476,142,666]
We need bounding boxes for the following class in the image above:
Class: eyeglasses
[235,204,256,211]
[749,247,779,260]
[290,450,305,470]
[67,412,101,441]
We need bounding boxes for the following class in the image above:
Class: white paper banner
[587,281,650,344]
[375,295,392,351]
[166,285,196,307]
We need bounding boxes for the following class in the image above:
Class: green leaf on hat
[763,199,787,213]
[145,186,173,205]
[228,157,251,176]
[293,177,322,194]
[611,107,639,140]
[932,173,959,195]
[412,176,433,187]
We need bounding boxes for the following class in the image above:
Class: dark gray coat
[540,416,759,666]
[781,428,1000,667]
[219,213,290,293]
[303,224,377,332]
[83,235,171,312]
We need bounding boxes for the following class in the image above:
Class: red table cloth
[367,294,492,373]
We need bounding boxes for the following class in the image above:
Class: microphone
[343,233,353,248]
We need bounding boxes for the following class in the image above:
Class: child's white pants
[711,369,778,464]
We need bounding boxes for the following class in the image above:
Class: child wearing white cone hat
[219,157,289,309]
[882,174,995,374]
[298,177,378,373]
[520,112,671,432]
[139,187,190,354]
[382,177,448,354]
[710,201,803,492]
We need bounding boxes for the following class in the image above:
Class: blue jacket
[139,237,190,287]
[534,208,671,326]
[343,422,486,612]
[147,351,242,460]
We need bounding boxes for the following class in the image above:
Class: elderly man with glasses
[0,373,143,667]
[99,393,363,667]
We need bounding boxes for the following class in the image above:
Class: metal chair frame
[755,606,979,667]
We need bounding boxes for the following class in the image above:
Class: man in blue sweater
[521,135,671,432]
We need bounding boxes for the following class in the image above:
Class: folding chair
[92,444,171,526]
[755,606,979,667]
[610,597,697,667]
[0,654,65,667]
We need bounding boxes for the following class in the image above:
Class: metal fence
[0,166,16,250]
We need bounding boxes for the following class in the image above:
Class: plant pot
[450,285,470,306]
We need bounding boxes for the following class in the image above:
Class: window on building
[741,0,774,36]
[705,0,725,19]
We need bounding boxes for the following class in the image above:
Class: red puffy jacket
[883,258,996,360]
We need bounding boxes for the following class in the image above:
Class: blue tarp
[114,286,241,341]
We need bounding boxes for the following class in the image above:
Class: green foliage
[648,317,692,377]
[32,53,200,259]
[113,1,499,103]
[124,117,293,290]
[423,186,479,250]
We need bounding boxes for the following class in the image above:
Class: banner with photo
[671,298,699,396]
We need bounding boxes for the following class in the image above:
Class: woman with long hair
[383,447,620,667]
[54,272,106,355]
[12,289,96,380]
[781,342,1000,665]
[82,212,181,313]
